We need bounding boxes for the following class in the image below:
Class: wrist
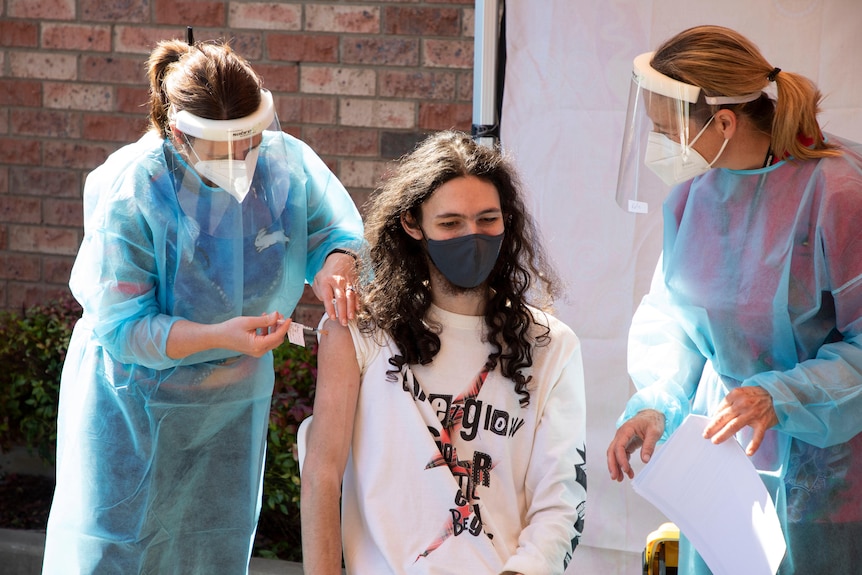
[326,247,358,261]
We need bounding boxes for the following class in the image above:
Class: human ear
[400,211,424,241]
[714,109,738,139]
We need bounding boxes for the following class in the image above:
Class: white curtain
[500,1,862,572]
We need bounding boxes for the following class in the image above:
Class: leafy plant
[0,295,318,562]
[256,339,317,561]
[0,294,81,464]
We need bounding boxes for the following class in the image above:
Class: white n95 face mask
[192,146,260,202]
[644,116,728,186]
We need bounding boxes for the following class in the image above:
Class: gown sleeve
[297,138,365,283]
[745,167,862,448]
[621,255,707,439]
[70,140,189,371]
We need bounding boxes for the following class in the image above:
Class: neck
[722,124,774,170]
[427,273,488,316]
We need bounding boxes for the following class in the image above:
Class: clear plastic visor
[615,53,701,214]
[166,90,291,239]
[171,90,277,202]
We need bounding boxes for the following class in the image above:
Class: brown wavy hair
[357,130,561,406]
[146,38,262,138]
[651,25,840,161]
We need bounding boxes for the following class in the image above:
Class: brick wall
[0,0,475,324]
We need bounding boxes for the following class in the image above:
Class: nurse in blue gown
[607,25,862,575]
[41,36,363,574]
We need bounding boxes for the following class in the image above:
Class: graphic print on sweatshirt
[395,359,526,561]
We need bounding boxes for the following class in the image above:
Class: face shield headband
[615,52,762,214]
[172,89,276,202]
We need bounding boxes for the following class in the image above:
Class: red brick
[254,64,300,93]
[229,2,302,31]
[154,0,225,27]
[11,109,81,139]
[83,114,149,143]
[114,26,184,55]
[0,253,42,281]
[0,21,38,47]
[44,82,113,112]
[341,37,418,66]
[306,5,380,34]
[0,80,42,108]
[42,24,112,52]
[0,168,7,195]
[10,167,81,199]
[212,32,263,61]
[8,282,73,311]
[0,138,41,166]
[10,52,78,81]
[382,7,461,36]
[340,99,415,129]
[267,34,339,63]
[423,39,473,69]
[300,67,376,96]
[42,141,119,170]
[418,102,472,131]
[0,196,40,224]
[81,55,147,84]
[456,70,473,101]
[0,109,9,135]
[379,70,455,100]
[276,96,337,125]
[8,0,75,20]
[81,0,149,22]
[44,198,84,227]
[302,127,378,157]
[43,256,75,285]
[117,87,151,115]
[338,159,389,190]
[8,224,80,256]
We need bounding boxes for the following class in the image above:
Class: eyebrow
[432,208,502,219]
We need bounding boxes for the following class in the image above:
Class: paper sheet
[631,414,786,575]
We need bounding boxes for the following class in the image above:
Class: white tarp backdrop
[500,1,862,573]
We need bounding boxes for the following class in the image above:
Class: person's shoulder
[526,305,581,347]
[89,132,161,178]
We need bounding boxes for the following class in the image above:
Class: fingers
[606,430,636,482]
[639,421,664,464]
[704,386,777,455]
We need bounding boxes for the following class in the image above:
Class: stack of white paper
[632,414,786,575]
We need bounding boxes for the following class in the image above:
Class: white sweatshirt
[341,304,587,575]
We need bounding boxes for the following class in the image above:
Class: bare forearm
[300,474,345,575]
[165,313,289,360]
[165,319,221,359]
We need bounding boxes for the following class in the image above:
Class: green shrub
[0,294,81,464]
[256,339,317,561]
[0,295,317,561]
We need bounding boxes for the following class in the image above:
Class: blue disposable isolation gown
[622,135,862,575]
[42,130,363,574]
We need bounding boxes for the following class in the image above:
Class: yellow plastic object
[643,522,680,575]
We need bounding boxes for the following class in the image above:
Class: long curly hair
[357,131,561,406]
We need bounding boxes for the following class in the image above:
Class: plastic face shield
[615,52,704,214]
[168,89,290,239]
[173,89,276,202]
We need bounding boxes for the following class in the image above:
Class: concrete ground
[0,528,303,575]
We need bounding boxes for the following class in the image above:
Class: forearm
[165,319,224,359]
[300,471,345,575]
